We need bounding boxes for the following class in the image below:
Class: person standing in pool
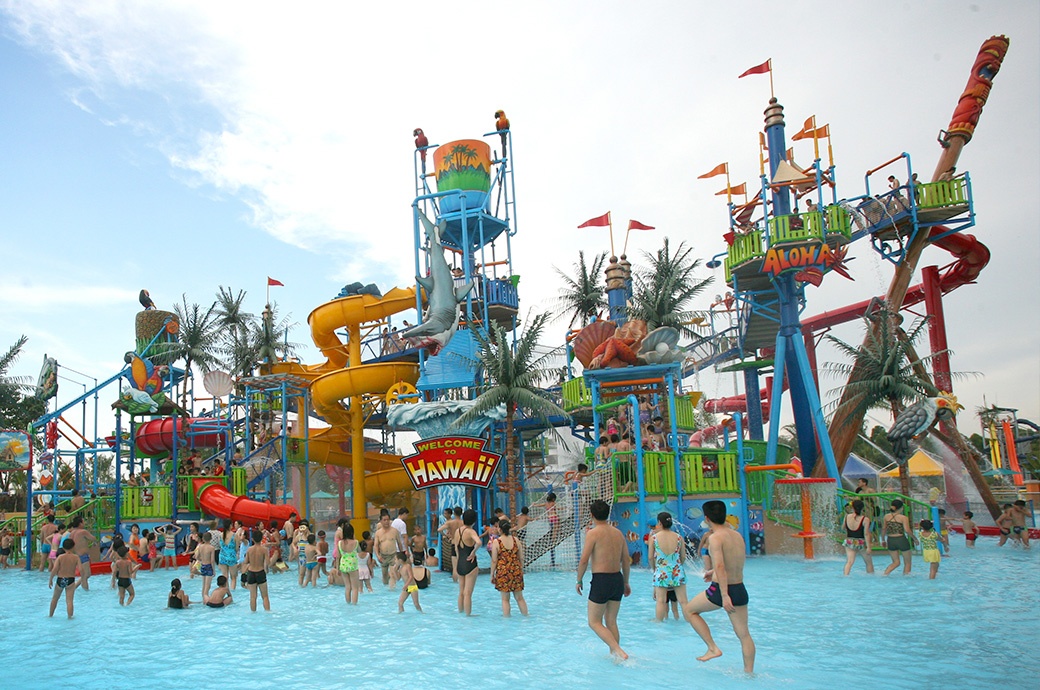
[455,508,482,616]
[49,538,80,618]
[374,511,404,586]
[438,507,460,580]
[842,499,874,576]
[650,511,688,622]
[575,499,631,660]
[918,519,942,580]
[112,547,136,605]
[882,499,917,576]
[39,515,58,572]
[244,530,270,611]
[396,551,423,613]
[491,519,528,617]
[338,523,361,604]
[219,521,240,590]
[1010,500,1032,549]
[684,500,755,674]
[194,531,217,600]
[68,517,96,591]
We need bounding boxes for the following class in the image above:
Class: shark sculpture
[401,210,474,355]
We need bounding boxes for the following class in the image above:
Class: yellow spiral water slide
[272,287,419,529]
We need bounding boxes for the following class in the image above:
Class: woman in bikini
[650,511,687,622]
[842,499,874,575]
[455,509,482,616]
[882,499,916,576]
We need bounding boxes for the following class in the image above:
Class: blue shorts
[41,543,51,554]
[199,563,214,577]
[79,553,90,564]
[164,548,176,557]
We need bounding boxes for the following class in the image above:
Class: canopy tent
[842,453,882,481]
[880,450,945,477]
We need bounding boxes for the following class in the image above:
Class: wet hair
[361,531,370,540]
[428,548,436,556]
[920,519,934,531]
[398,507,409,516]
[890,500,904,511]
[703,500,727,526]
[857,478,868,485]
[251,529,263,544]
[964,511,974,519]
[489,516,500,527]
[494,507,504,515]
[344,524,355,540]
[170,579,182,593]
[609,434,620,444]
[379,508,390,518]
[444,508,453,516]
[590,500,610,521]
[453,507,463,517]
[62,538,75,550]
[462,509,477,527]
[577,463,588,473]
[359,541,368,553]
[657,512,673,529]
[307,534,315,544]
[1002,503,1012,509]
[216,575,228,587]
[395,551,408,563]
[599,436,608,444]
[546,492,557,503]
[46,515,55,523]
[116,546,129,558]
[269,520,279,529]
[190,522,199,533]
[1014,500,1026,507]
[851,500,865,516]
[938,509,946,516]
[70,516,83,529]
[317,530,326,538]
[521,506,529,515]
[56,522,65,531]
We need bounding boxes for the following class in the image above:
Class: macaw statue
[887,392,963,460]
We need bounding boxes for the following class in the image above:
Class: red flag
[578,212,611,228]
[716,183,747,196]
[738,59,771,78]
[267,277,284,287]
[627,220,655,231]
[697,162,728,179]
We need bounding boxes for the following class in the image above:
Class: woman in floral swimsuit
[650,511,687,622]
[490,519,528,617]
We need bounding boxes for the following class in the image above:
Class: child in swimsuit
[316,530,329,578]
[302,534,319,587]
[357,543,373,592]
[205,575,234,608]
[112,548,136,606]
[395,551,422,613]
[918,519,941,580]
[961,512,979,548]
[0,529,12,568]
[167,578,193,609]
[49,538,81,618]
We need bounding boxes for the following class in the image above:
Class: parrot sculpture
[139,289,156,310]
[413,128,429,174]
[887,392,964,460]
[124,352,168,396]
[494,110,510,158]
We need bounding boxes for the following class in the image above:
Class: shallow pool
[1,539,1036,689]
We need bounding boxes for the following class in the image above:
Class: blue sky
[1,1,1037,445]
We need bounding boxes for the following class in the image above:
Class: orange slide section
[193,478,299,525]
[272,287,420,506]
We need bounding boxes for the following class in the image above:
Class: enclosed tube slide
[193,477,299,525]
[134,417,227,457]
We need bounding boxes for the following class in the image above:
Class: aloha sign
[400,436,503,490]
[761,241,831,276]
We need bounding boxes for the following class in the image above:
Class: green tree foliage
[552,250,608,329]
[626,238,713,338]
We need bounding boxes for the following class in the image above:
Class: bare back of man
[685,502,755,674]
[245,539,270,611]
[576,502,631,661]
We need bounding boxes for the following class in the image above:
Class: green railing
[613,450,740,497]
[230,467,247,496]
[724,229,765,281]
[562,376,592,411]
[916,178,968,210]
[837,489,932,552]
[825,204,852,239]
[674,395,697,430]
[769,211,825,244]
[121,485,173,520]
[177,475,228,512]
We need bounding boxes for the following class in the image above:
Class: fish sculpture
[401,210,474,355]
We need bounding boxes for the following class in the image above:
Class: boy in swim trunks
[244,530,271,611]
[996,504,1015,547]
[49,538,81,618]
[194,532,217,599]
[575,499,631,660]
[684,500,755,674]
[68,516,97,591]
[302,534,320,587]
[316,530,329,579]
[1010,500,1031,549]
[112,547,136,605]
[39,515,58,571]
[205,575,234,608]
[395,551,423,613]
[0,528,12,568]
[410,525,427,565]
[961,511,979,548]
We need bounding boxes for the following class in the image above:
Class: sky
[1,1,1037,448]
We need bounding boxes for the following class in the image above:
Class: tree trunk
[890,400,912,498]
[505,404,517,517]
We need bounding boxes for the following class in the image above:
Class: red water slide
[134,417,227,456]
[192,478,299,526]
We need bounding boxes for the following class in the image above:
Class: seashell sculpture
[638,326,683,364]
[571,320,617,368]
[585,319,649,369]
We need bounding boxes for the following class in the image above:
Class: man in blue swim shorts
[684,500,756,674]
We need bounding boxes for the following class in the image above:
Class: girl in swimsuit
[842,499,874,576]
[219,523,240,589]
[338,524,361,605]
[882,500,917,576]
[455,509,482,616]
[167,578,193,609]
[650,512,688,622]
[357,543,374,592]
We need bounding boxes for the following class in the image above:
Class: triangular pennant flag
[697,162,728,179]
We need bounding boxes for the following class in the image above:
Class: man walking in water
[685,500,755,674]
[575,499,631,660]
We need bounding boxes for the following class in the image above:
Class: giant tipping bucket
[433,139,491,213]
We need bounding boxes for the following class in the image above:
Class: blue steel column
[665,369,685,522]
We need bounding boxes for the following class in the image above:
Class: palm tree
[822,306,939,496]
[0,336,31,392]
[214,287,256,382]
[253,302,300,373]
[626,238,713,338]
[173,296,222,407]
[453,313,570,515]
[552,250,608,329]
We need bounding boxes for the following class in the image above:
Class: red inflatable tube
[134,417,227,457]
[192,478,298,527]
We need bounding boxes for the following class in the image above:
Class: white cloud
[0,282,139,310]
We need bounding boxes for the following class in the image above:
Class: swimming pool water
[1,540,1036,689]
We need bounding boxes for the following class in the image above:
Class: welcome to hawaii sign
[400,436,502,490]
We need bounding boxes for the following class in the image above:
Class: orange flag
[716,183,747,196]
[792,124,830,141]
[698,162,728,179]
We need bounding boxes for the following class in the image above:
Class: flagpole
[725,167,732,205]
[622,227,631,256]
[768,59,774,99]
[811,116,820,161]
[608,212,615,257]
[266,280,270,307]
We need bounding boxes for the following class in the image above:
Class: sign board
[400,436,503,490]
[0,429,32,471]
[761,241,831,276]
